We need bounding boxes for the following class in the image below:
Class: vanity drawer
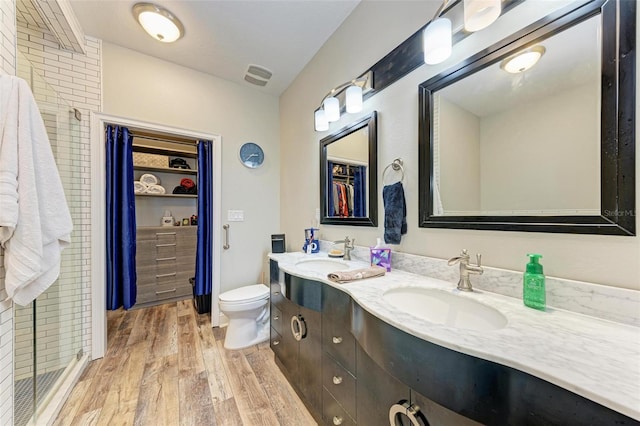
[270,283,285,308]
[270,304,283,335]
[323,352,356,420]
[323,388,355,426]
[270,327,284,358]
[323,323,356,375]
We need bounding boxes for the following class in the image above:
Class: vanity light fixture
[423,0,503,65]
[132,3,184,43]
[464,0,502,32]
[500,46,546,74]
[314,71,372,132]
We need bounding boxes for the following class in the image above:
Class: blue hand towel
[383,182,407,244]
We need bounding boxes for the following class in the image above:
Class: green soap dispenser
[524,254,546,310]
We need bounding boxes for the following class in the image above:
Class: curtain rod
[129,132,200,147]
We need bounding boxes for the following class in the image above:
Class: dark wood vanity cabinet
[269,261,323,421]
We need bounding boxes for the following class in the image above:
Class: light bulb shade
[133,3,184,43]
[464,0,501,32]
[500,46,546,74]
[423,18,452,65]
[345,85,363,113]
[324,96,340,122]
[314,109,329,131]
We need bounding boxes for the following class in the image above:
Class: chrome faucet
[447,249,483,292]
[334,236,355,261]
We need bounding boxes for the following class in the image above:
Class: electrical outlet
[227,210,244,221]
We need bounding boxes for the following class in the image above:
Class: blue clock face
[239,142,264,168]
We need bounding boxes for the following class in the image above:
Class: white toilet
[218,284,270,350]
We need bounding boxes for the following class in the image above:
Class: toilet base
[223,317,269,350]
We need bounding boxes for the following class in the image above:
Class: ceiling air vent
[244,64,272,87]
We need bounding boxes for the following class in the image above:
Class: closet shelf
[135,193,197,199]
[134,165,198,175]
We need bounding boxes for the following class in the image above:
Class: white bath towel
[140,173,159,186]
[0,76,73,306]
[146,184,166,194]
[133,181,148,194]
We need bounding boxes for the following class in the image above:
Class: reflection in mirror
[418,0,635,235]
[320,112,378,226]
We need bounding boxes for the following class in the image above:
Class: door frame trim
[90,111,222,359]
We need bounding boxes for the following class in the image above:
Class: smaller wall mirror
[320,112,378,226]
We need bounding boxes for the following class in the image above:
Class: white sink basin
[295,258,350,274]
[383,287,507,331]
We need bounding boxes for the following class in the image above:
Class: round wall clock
[239,142,265,169]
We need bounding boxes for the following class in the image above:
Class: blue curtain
[327,161,334,216]
[353,165,366,217]
[106,125,137,310]
[195,140,213,296]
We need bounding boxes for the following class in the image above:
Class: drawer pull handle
[272,340,280,346]
[155,288,176,295]
[332,376,343,385]
[273,315,279,320]
[389,402,422,426]
[156,272,177,278]
[332,416,343,425]
[156,232,176,236]
[156,257,176,261]
[332,336,343,344]
[156,243,177,247]
[273,291,280,296]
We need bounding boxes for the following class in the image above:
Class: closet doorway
[90,112,222,359]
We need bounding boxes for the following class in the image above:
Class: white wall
[480,83,600,214]
[280,0,640,291]
[102,43,280,292]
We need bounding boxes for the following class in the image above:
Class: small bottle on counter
[523,253,546,310]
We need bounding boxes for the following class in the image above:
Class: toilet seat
[219,284,269,304]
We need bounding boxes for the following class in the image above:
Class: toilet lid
[219,284,269,304]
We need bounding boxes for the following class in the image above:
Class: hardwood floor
[53,301,317,426]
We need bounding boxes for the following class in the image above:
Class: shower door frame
[89,112,222,359]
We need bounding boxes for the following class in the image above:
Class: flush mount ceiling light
[500,46,546,74]
[314,71,372,132]
[132,3,184,43]
[464,0,502,32]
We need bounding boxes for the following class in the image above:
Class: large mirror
[320,112,378,226]
[419,0,635,235]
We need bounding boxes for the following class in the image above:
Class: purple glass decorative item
[370,248,392,272]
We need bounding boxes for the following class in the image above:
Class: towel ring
[382,158,404,183]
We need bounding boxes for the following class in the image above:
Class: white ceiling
[68,0,361,96]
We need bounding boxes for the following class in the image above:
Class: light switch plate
[227,210,244,221]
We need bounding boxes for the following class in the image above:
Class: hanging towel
[383,181,407,244]
[0,76,72,305]
[133,181,148,194]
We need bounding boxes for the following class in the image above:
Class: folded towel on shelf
[133,181,148,194]
[180,178,195,189]
[172,184,197,194]
[146,184,166,194]
[139,173,159,186]
[327,266,386,283]
[383,181,407,244]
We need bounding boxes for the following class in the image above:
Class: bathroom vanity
[268,253,640,425]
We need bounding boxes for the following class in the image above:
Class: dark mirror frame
[418,0,635,236]
[320,111,378,227]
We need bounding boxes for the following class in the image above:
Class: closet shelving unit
[133,143,199,199]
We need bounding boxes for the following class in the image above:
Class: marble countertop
[269,252,640,421]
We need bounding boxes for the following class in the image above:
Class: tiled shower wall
[16,11,101,364]
[0,0,17,424]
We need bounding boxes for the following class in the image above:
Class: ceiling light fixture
[132,3,184,43]
[423,0,503,66]
[500,46,546,74]
[314,71,372,132]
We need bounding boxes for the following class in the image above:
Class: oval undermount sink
[383,287,507,331]
[295,258,350,274]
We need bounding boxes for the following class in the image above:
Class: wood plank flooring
[53,301,317,426]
